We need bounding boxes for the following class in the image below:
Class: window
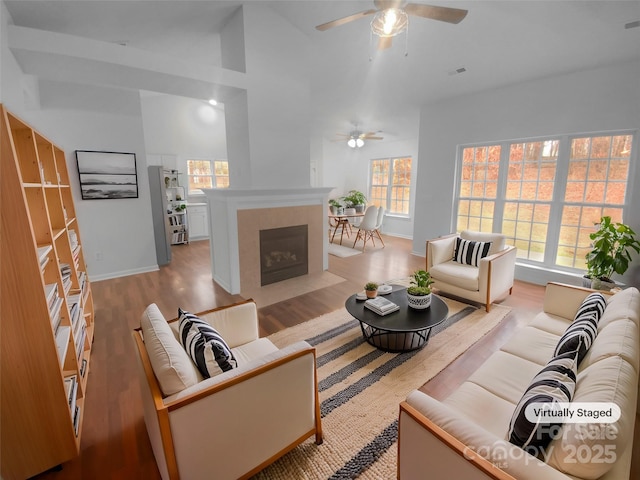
[187,159,229,195]
[455,132,635,273]
[369,157,412,215]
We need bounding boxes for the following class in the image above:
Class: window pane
[369,157,412,216]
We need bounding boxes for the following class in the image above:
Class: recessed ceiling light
[208,99,218,106]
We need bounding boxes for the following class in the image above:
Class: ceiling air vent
[624,20,640,29]
[448,67,467,76]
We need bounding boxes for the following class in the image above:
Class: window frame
[368,156,413,218]
[453,130,637,274]
[186,159,229,195]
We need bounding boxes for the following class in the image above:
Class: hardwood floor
[32,236,638,479]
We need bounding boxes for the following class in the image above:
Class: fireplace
[260,225,308,286]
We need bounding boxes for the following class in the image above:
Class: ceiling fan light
[356,138,365,148]
[371,8,408,37]
[347,138,357,148]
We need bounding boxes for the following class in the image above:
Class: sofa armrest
[162,341,322,479]
[427,234,458,270]
[478,245,517,302]
[543,282,612,320]
[400,391,573,480]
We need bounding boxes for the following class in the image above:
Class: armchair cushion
[453,238,492,267]
[140,304,200,396]
[460,230,505,255]
[178,308,238,379]
[429,261,480,291]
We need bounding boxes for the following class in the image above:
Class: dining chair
[373,206,385,247]
[352,206,379,251]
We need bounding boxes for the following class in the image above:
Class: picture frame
[75,150,138,200]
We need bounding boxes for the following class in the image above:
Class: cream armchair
[426,230,517,312]
[132,300,323,480]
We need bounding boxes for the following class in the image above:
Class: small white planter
[407,292,432,310]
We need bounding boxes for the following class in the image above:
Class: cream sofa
[132,300,322,480]
[399,282,640,480]
[427,231,517,312]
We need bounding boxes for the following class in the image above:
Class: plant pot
[366,289,378,299]
[407,292,431,310]
[354,204,365,213]
[582,275,592,288]
[591,277,616,291]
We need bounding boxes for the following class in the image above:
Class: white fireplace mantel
[202,187,334,294]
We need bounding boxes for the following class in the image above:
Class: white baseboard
[90,265,159,282]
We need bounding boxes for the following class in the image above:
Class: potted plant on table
[328,198,344,215]
[343,190,367,213]
[585,216,640,290]
[364,282,379,299]
[407,270,434,309]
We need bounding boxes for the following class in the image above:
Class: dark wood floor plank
[31,236,638,479]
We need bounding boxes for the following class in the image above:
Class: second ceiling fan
[316,0,468,50]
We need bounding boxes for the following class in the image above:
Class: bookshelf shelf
[1,105,95,479]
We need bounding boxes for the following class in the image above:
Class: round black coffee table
[345,285,449,352]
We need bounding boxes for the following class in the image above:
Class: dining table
[328,211,364,245]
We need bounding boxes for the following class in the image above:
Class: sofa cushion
[507,351,578,451]
[140,304,200,396]
[454,237,491,267]
[547,355,638,479]
[178,308,238,378]
[553,293,606,363]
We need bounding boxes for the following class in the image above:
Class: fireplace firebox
[259,225,308,286]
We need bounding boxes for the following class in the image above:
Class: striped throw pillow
[553,292,606,363]
[453,238,492,267]
[507,351,578,450]
[178,308,237,378]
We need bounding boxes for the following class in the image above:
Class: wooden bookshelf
[1,105,95,479]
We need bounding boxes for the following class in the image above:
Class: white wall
[140,93,227,198]
[2,6,158,281]
[414,60,640,286]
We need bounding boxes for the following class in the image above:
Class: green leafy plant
[364,282,379,291]
[174,203,186,212]
[328,198,342,208]
[407,270,434,296]
[585,216,640,282]
[343,190,367,207]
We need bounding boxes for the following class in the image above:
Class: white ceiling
[4,0,640,141]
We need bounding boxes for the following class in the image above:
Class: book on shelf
[80,358,88,378]
[49,296,64,333]
[37,245,52,264]
[364,296,400,316]
[45,283,58,309]
[73,405,81,436]
[64,375,78,417]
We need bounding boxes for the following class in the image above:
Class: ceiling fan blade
[365,136,384,140]
[405,4,468,24]
[315,9,377,31]
[377,36,393,50]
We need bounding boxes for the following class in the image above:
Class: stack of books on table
[364,296,400,316]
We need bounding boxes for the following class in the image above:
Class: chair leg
[374,229,385,247]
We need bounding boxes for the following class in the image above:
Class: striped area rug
[254,295,511,479]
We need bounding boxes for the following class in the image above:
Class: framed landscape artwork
[76,150,138,200]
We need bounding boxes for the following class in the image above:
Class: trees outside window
[369,157,412,216]
[455,133,635,273]
[187,159,229,195]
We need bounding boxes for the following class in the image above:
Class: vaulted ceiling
[4,1,640,142]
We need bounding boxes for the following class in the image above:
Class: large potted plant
[343,190,367,213]
[407,270,434,309]
[585,216,640,290]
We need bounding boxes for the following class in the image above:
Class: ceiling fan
[336,129,383,148]
[316,0,468,50]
